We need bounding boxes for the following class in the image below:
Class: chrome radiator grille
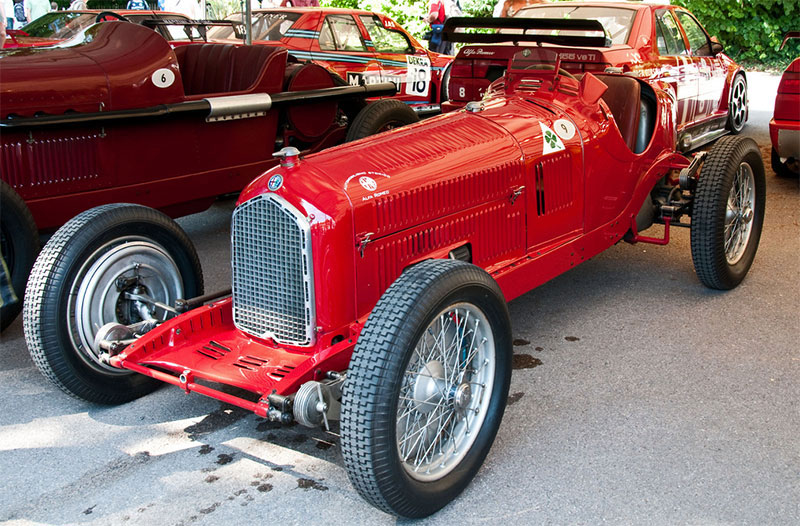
[231,194,314,346]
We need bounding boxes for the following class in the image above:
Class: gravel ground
[0,71,797,526]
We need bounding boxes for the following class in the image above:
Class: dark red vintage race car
[447,2,748,152]
[24,18,765,518]
[0,20,417,330]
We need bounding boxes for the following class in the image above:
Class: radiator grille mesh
[231,194,314,346]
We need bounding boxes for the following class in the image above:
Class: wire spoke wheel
[341,260,511,518]
[723,162,755,265]
[397,303,495,481]
[691,136,764,290]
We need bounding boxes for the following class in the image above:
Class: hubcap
[68,237,183,373]
[396,303,495,482]
[730,78,747,131]
[724,162,756,265]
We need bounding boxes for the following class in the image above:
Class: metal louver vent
[231,194,315,346]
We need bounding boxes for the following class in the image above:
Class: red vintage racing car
[0,20,417,330]
[446,2,748,151]
[24,18,765,518]
[207,7,454,114]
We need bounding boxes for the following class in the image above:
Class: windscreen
[514,6,636,46]
[18,12,96,40]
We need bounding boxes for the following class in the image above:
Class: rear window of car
[359,15,411,54]
[208,12,300,41]
[514,6,636,46]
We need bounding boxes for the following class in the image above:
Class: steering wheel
[95,11,130,23]
[522,63,578,80]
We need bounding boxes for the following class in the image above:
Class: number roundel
[151,68,176,89]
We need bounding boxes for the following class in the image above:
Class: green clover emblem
[545,130,559,148]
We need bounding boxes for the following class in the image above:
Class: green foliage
[673,0,800,69]
[322,0,497,42]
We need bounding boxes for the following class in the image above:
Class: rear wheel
[23,204,203,404]
[726,74,747,134]
[691,136,765,289]
[440,64,451,103]
[771,147,799,178]
[0,180,39,332]
[345,99,419,142]
[340,260,512,518]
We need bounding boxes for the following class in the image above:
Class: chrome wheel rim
[724,162,756,265]
[730,77,747,131]
[68,237,183,373]
[396,303,495,482]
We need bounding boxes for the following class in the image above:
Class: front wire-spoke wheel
[341,260,511,518]
[397,303,495,482]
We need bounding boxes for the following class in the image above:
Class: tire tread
[23,204,203,404]
[340,260,509,517]
[690,136,764,289]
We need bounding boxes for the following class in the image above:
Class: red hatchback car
[770,33,800,177]
[446,2,748,151]
[208,8,454,113]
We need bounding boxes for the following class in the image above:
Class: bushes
[670,1,798,68]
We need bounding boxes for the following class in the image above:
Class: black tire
[340,259,512,518]
[771,147,799,178]
[439,64,451,103]
[345,99,419,142]
[726,74,747,134]
[0,180,39,332]
[691,136,765,290]
[23,204,204,404]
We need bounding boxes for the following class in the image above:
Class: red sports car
[770,33,799,177]
[446,1,748,151]
[208,8,454,113]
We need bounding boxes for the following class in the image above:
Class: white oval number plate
[151,68,176,89]
[553,118,576,140]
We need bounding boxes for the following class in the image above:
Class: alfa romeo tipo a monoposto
[24,17,765,518]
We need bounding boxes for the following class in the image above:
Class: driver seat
[595,74,641,151]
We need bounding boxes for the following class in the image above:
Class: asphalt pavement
[0,72,797,526]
